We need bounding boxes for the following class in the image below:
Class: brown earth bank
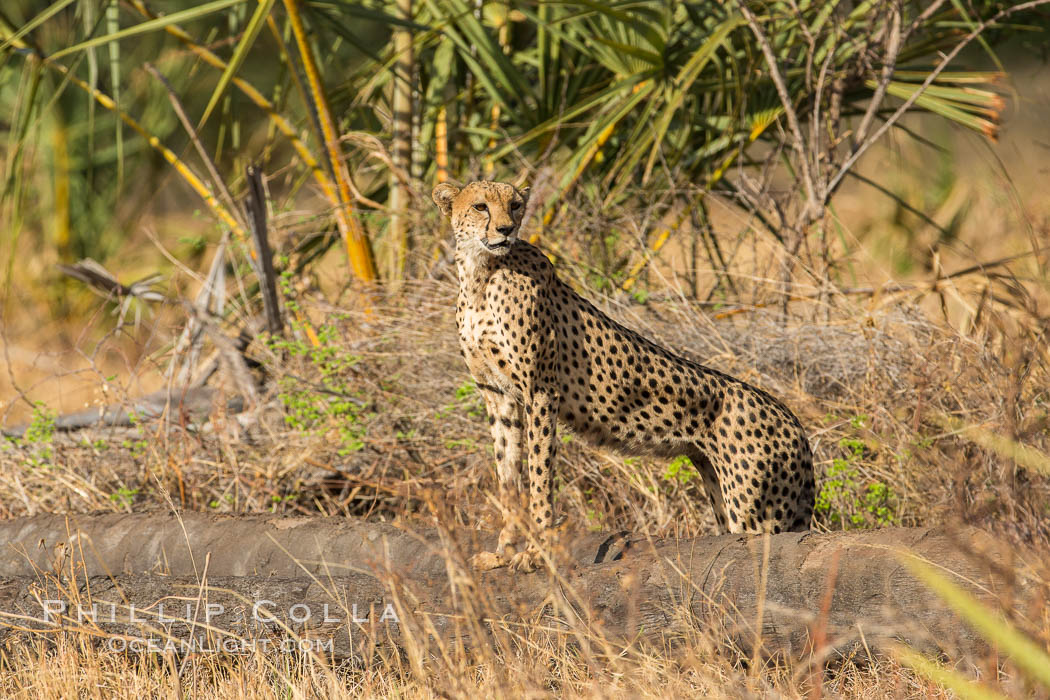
[0,512,1030,662]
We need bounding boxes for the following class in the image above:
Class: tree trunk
[0,513,1021,661]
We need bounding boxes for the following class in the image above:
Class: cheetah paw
[507,549,543,573]
[470,551,509,571]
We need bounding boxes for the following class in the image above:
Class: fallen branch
[0,387,244,438]
[0,513,1026,661]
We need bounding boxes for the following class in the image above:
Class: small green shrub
[269,492,300,513]
[815,436,899,529]
[663,455,699,485]
[437,379,484,420]
[109,486,139,508]
[271,321,370,456]
[20,402,57,467]
[24,403,56,445]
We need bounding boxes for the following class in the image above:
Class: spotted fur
[433,180,815,572]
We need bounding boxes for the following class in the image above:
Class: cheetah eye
[473,203,488,212]
[510,200,522,211]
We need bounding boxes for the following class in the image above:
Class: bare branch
[826,0,1050,202]
[245,165,284,338]
[144,62,246,234]
[736,2,820,225]
[852,6,902,149]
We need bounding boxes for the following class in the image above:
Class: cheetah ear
[517,185,530,203]
[432,183,460,218]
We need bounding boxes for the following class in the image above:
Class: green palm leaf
[48,0,249,60]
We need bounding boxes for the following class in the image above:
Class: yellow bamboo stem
[52,115,70,258]
[527,121,612,245]
[435,105,449,183]
[388,0,413,284]
[126,0,338,217]
[620,227,673,292]
[531,92,631,245]
[283,0,376,283]
[0,23,244,239]
[483,103,500,176]
[37,57,246,239]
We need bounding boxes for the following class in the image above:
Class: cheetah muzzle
[433,180,816,573]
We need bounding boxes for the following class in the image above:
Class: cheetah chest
[456,299,521,397]
[457,301,491,353]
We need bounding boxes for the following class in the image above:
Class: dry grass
[2,273,1046,538]
[0,631,968,699]
[1,266,1048,697]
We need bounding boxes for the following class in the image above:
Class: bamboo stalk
[434,105,449,183]
[283,0,376,283]
[126,0,338,221]
[0,18,249,240]
[483,103,500,176]
[41,61,246,240]
[51,114,70,259]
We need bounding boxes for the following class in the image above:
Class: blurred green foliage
[0,0,1043,291]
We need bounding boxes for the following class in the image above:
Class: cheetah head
[432,181,530,256]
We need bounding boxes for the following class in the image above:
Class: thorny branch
[727,0,1050,298]
[825,0,1050,200]
[736,1,821,230]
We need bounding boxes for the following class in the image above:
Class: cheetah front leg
[509,388,559,573]
[471,389,525,571]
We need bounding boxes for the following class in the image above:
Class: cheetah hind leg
[687,448,730,535]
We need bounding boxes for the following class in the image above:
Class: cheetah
[433,180,815,572]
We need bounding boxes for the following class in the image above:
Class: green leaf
[892,70,1004,84]
[426,0,533,109]
[0,0,77,54]
[570,0,664,52]
[557,79,655,191]
[640,13,744,182]
[585,35,663,66]
[49,0,250,60]
[875,80,998,136]
[198,0,277,129]
[491,72,658,160]
[309,1,429,31]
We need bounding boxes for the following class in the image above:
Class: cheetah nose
[495,224,514,236]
